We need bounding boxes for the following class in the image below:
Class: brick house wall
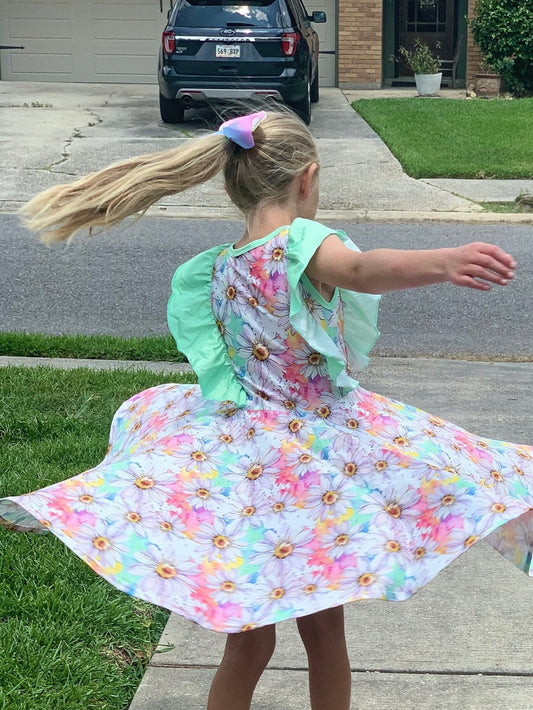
[466,0,484,84]
[338,0,382,88]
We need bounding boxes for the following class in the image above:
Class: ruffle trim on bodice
[167,244,249,408]
[288,218,381,393]
[167,219,381,405]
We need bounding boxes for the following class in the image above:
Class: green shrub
[469,0,533,96]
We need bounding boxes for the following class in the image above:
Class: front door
[399,0,455,69]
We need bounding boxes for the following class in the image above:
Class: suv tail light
[163,30,175,54]
[281,32,299,57]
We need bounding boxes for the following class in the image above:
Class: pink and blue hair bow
[218,111,267,149]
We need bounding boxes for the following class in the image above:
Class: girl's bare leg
[207,624,276,710]
[296,606,351,710]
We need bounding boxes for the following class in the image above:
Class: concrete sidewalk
[1,81,532,222]
[122,356,533,710]
[120,358,533,710]
[3,355,531,709]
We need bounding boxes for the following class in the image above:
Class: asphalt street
[2,214,532,359]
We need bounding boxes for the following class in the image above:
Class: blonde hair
[21,110,319,243]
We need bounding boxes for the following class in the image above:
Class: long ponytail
[21,110,319,244]
[21,132,228,243]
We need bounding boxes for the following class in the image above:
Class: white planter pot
[414,72,442,96]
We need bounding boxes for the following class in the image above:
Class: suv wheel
[290,80,311,125]
[310,73,319,104]
[159,93,185,124]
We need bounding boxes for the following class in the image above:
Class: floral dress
[1,218,532,633]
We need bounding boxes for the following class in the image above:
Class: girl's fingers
[478,245,516,269]
[485,260,514,279]
[474,254,515,278]
[467,265,511,285]
[451,243,516,290]
[458,275,491,291]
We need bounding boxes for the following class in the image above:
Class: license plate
[216,44,240,58]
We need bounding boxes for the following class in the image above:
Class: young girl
[0,109,531,710]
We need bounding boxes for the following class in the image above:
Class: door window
[407,0,446,33]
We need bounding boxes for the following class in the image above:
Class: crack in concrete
[149,662,533,677]
[86,108,104,127]
[47,108,103,171]
[320,160,394,168]
[21,166,78,176]
[422,180,468,198]
[49,126,84,170]
[419,181,483,209]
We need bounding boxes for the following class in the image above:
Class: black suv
[158,0,326,125]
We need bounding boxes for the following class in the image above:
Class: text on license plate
[216,44,240,58]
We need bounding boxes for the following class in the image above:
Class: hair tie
[218,111,267,149]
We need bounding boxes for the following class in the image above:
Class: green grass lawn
[0,332,185,362]
[352,98,533,179]
[0,366,196,710]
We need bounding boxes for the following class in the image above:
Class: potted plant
[474,60,502,98]
[396,38,442,96]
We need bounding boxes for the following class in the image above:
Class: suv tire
[290,79,311,125]
[311,73,319,103]
[159,93,185,124]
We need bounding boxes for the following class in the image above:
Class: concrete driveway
[0,81,482,217]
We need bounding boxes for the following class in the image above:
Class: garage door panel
[2,1,69,19]
[94,39,157,53]
[94,54,156,77]
[92,0,154,6]
[9,52,73,74]
[93,19,158,39]
[9,18,72,39]
[6,1,69,10]
[7,38,72,52]
[92,1,157,18]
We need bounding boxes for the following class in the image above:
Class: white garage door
[0,0,167,82]
[0,0,336,85]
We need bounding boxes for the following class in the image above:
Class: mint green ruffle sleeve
[287,218,381,392]
[167,244,248,407]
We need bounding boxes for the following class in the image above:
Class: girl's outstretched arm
[306,235,516,295]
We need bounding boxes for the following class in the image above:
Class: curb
[148,206,533,225]
[1,202,532,224]
[3,355,533,370]
[0,356,193,373]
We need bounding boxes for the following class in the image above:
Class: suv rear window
[171,0,288,29]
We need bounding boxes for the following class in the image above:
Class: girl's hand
[444,242,516,291]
